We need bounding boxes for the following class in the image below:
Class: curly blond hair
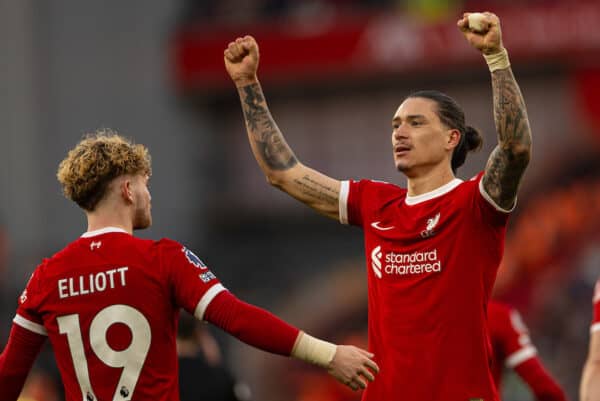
[57,129,151,211]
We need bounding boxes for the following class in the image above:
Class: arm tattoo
[293,174,338,207]
[483,67,532,209]
[240,83,298,171]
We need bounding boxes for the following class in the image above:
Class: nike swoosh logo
[371,221,395,231]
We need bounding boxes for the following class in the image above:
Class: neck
[405,165,456,196]
[86,204,133,234]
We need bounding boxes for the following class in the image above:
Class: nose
[393,124,409,140]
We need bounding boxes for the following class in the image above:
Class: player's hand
[224,35,259,87]
[327,345,379,391]
[457,12,504,55]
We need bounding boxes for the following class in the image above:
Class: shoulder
[346,178,406,198]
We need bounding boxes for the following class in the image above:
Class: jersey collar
[405,178,463,205]
[81,226,130,238]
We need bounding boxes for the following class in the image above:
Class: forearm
[236,81,341,219]
[514,357,567,401]
[491,65,532,154]
[204,290,300,355]
[237,81,298,175]
[0,324,46,400]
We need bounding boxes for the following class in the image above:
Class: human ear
[120,179,134,203]
[447,129,461,149]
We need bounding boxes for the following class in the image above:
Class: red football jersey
[340,173,509,401]
[14,227,226,401]
[593,280,600,333]
[488,301,537,388]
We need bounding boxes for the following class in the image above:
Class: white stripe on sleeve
[339,180,350,225]
[478,178,516,213]
[194,283,227,321]
[505,345,537,368]
[13,314,47,336]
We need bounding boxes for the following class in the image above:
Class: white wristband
[484,48,510,72]
[291,332,337,368]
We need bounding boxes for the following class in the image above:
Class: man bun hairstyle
[56,129,151,211]
[406,90,483,172]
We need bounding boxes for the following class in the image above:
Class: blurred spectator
[177,313,252,401]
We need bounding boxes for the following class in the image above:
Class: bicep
[269,163,341,221]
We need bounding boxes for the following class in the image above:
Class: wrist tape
[484,48,510,72]
[291,332,337,368]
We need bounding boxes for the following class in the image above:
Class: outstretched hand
[224,35,260,87]
[327,345,379,391]
[457,12,504,55]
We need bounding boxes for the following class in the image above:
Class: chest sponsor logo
[370,246,442,278]
[371,221,395,231]
[420,212,440,238]
[371,246,383,278]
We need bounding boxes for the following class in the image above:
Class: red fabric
[488,301,534,387]
[15,229,225,401]
[488,301,568,401]
[593,280,600,326]
[341,172,507,401]
[0,323,46,400]
[514,358,568,401]
[204,291,299,356]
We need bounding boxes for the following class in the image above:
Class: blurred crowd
[179,0,577,25]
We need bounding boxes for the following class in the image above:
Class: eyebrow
[392,114,427,123]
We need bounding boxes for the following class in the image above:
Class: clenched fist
[224,35,260,87]
[457,12,504,55]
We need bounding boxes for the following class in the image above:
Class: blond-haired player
[0,130,378,400]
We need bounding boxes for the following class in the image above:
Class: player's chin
[394,159,410,173]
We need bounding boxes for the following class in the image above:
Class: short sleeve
[339,179,392,227]
[14,267,48,336]
[502,308,537,368]
[160,239,226,321]
[469,172,512,227]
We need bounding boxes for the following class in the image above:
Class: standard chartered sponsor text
[384,249,441,275]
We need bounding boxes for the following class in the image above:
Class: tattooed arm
[224,36,341,220]
[458,13,531,210]
[484,67,531,210]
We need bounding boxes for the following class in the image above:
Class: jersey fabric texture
[14,227,226,401]
[488,301,537,388]
[340,172,510,401]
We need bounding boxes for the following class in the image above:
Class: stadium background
[0,0,599,400]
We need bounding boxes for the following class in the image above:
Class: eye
[411,120,423,126]
[392,123,400,129]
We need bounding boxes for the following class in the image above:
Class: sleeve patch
[182,247,207,269]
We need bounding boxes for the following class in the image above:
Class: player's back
[17,228,194,401]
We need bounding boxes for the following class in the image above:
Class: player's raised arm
[224,35,341,220]
[458,13,532,210]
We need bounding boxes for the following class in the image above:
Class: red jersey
[14,227,226,401]
[488,301,537,388]
[340,173,509,401]
[593,280,600,333]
